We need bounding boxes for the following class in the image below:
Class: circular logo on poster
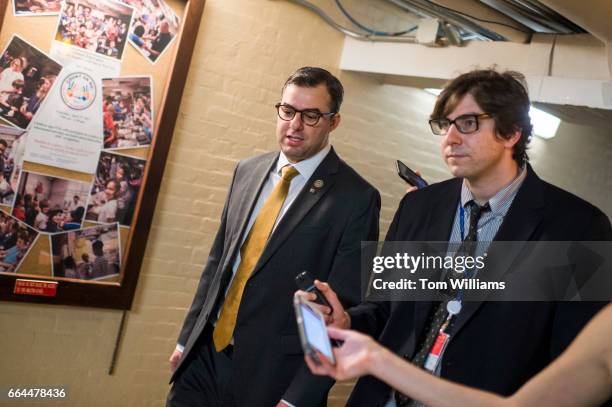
[60,72,96,110]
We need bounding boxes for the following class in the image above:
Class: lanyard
[459,203,465,240]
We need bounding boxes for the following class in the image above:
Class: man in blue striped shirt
[312,69,611,407]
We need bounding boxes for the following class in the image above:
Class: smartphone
[396,160,428,189]
[293,294,336,365]
[295,271,331,308]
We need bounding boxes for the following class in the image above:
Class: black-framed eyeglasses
[275,103,336,126]
[429,113,491,135]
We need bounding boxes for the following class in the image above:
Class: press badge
[423,331,450,372]
[423,301,460,372]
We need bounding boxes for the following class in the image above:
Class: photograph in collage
[12,171,91,233]
[86,151,145,226]
[123,0,180,63]
[51,223,120,281]
[0,35,62,129]
[13,0,62,16]
[103,76,153,149]
[0,125,27,205]
[0,208,39,274]
[54,0,134,61]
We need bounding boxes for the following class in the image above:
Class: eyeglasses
[275,103,336,126]
[429,113,491,135]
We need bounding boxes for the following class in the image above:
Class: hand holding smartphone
[295,271,331,308]
[396,160,428,189]
[294,294,336,365]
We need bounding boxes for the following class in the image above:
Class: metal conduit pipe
[284,0,420,43]
[409,0,509,40]
[386,0,508,41]
[385,0,436,19]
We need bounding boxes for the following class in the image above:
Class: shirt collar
[276,144,331,180]
[461,165,527,216]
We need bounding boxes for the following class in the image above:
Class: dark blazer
[346,166,612,407]
[172,148,380,406]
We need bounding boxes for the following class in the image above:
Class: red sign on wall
[14,279,58,297]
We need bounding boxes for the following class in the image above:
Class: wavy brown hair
[432,69,532,167]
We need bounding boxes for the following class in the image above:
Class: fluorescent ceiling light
[529,106,561,139]
[424,88,442,96]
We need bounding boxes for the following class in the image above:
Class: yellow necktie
[213,165,299,351]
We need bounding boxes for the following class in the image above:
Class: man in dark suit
[166,67,380,407]
[314,69,611,407]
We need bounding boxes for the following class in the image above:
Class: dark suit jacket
[172,148,380,406]
[346,166,611,407]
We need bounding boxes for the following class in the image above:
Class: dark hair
[37,77,50,89]
[49,209,63,219]
[92,240,104,255]
[71,206,84,221]
[63,255,77,270]
[134,25,145,38]
[16,231,29,243]
[432,69,532,167]
[282,67,344,113]
[0,140,7,147]
[25,65,40,78]
[12,79,24,89]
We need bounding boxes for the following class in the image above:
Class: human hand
[169,349,183,372]
[305,327,383,381]
[405,170,422,193]
[313,280,351,329]
[295,288,334,324]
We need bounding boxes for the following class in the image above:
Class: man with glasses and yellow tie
[308,68,611,407]
[166,67,380,407]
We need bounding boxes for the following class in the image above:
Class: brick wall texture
[1,1,610,406]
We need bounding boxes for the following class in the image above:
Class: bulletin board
[0,0,205,309]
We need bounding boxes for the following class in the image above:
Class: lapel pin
[310,179,324,194]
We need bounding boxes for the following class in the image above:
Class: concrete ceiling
[540,0,612,43]
[338,0,612,128]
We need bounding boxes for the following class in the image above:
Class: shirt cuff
[281,399,296,407]
[175,344,185,353]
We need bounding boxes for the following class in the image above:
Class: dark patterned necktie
[395,201,490,406]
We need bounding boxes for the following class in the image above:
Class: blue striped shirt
[449,166,527,248]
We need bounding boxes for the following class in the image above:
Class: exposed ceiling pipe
[386,0,508,41]
[515,0,585,32]
[285,0,419,43]
[479,0,582,33]
[405,0,509,40]
[385,0,434,19]
[480,0,558,32]
[442,22,463,46]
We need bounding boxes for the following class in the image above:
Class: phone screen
[300,302,335,361]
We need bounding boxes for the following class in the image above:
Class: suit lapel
[227,154,278,267]
[250,149,340,277]
[450,166,546,336]
[426,179,462,241]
